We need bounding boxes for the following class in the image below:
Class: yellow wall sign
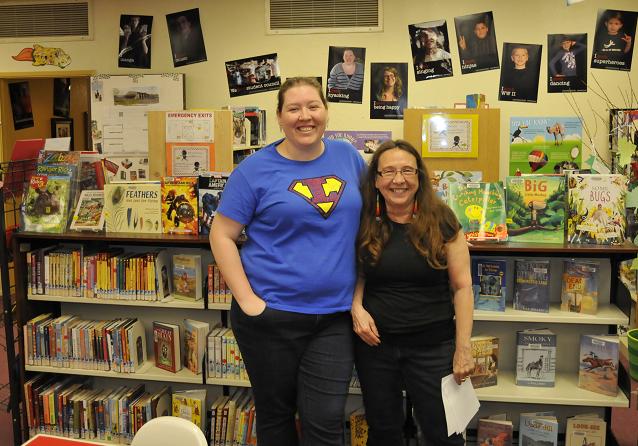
[421,113,479,158]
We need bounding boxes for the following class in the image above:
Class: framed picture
[421,113,479,158]
[50,117,74,149]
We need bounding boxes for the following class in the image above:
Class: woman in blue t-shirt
[352,140,474,445]
[210,77,366,446]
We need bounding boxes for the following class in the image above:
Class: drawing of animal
[582,354,616,371]
[525,355,544,378]
[511,125,528,142]
[12,44,71,68]
[546,122,565,145]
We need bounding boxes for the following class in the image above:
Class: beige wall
[0,0,636,177]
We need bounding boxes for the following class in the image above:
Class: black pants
[231,299,354,446]
[354,337,464,446]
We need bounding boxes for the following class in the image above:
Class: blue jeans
[231,299,354,446]
[354,337,464,446]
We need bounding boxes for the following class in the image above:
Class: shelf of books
[206,377,251,387]
[474,370,629,407]
[27,293,206,309]
[25,361,203,384]
[474,303,628,324]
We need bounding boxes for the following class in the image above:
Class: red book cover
[153,321,180,373]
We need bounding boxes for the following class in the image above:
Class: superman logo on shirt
[288,175,346,218]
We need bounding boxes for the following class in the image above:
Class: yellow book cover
[172,389,207,430]
[350,407,368,446]
[161,176,198,235]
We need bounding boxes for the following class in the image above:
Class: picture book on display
[578,334,619,397]
[447,182,508,242]
[21,171,73,233]
[516,328,556,387]
[183,319,209,375]
[172,254,203,301]
[505,175,566,243]
[561,260,600,314]
[519,412,559,446]
[472,258,506,311]
[103,182,162,233]
[153,321,181,373]
[565,414,606,446]
[172,389,206,431]
[567,174,627,245]
[476,415,513,446]
[431,170,482,203]
[78,152,105,190]
[161,176,198,235]
[198,172,229,235]
[69,190,105,232]
[514,259,551,313]
[469,335,499,388]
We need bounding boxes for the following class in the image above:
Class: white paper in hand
[441,374,480,436]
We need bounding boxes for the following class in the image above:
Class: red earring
[412,200,418,218]
[375,192,381,220]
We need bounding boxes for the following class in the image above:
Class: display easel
[402,107,500,181]
[147,109,233,179]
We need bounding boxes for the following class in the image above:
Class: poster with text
[409,20,453,81]
[454,11,499,74]
[547,34,587,93]
[370,63,408,120]
[499,43,542,103]
[326,46,366,103]
[166,8,207,67]
[509,116,582,175]
[591,9,637,71]
[118,14,152,69]
[324,130,392,162]
[225,53,281,97]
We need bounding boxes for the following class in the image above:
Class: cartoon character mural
[12,44,71,68]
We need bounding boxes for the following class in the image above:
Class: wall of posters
[166,8,207,67]
[118,14,152,69]
[326,46,366,104]
[499,43,542,103]
[547,33,587,93]
[408,20,453,81]
[225,53,281,97]
[369,63,408,120]
[454,11,500,74]
[591,8,637,71]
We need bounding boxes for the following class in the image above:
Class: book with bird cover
[103,182,162,233]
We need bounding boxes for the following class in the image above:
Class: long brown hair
[357,139,460,269]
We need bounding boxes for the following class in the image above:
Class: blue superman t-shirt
[217,138,366,314]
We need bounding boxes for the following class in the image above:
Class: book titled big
[152,321,181,373]
[472,258,506,311]
[514,259,551,313]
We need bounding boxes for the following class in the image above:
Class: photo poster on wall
[118,14,153,69]
[591,8,637,71]
[454,11,500,74]
[9,81,34,130]
[90,73,185,157]
[165,111,215,176]
[166,8,207,67]
[326,46,366,104]
[408,19,453,81]
[225,53,281,97]
[324,130,392,162]
[499,43,542,103]
[369,63,408,120]
[509,116,583,176]
[610,109,638,207]
[547,33,587,93]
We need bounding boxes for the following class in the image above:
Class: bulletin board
[403,107,501,182]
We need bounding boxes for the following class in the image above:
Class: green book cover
[448,182,507,241]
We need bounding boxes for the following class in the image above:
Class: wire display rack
[0,158,37,445]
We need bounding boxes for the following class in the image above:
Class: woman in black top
[352,140,474,445]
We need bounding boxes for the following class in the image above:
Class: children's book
[565,414,606,446]
[172,254,202,301]
[103,182,162,233]
[432,170,482,204]
[469,335,499,388]
[516,328,556,387]
[102,155,150,183]
[567,174,627,245]
[161,177,198,235]
[447,182,508,242]
[183,319,209,375]
[578,334,619,397]
[471,258,506,311]
[476,416,513,446]
[561,260,600,314]
[69,190,105,232]
[519,412,559,446]
[514,259,551,313]
[172,389,206,431]
[21,172,73,233]
[505,175,566,243]
[78,152,105,190]
[153,321,181,373]
[198,172,229,235]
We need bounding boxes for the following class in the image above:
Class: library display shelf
[27,294,206,309]
[474,370,629,407]
[474,303,628,325]
[206,377,251,387]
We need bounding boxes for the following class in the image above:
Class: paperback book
[514,259,551,313]
[198,172,229,235]
[183,319,209,375]
[447,182,508,242]
[567,174,627,245]
[161,176,198,235]
[172,389,206,431]
[560,260,600,314]
[578,334,619,397]
[153,321,181,373]
[565,414,606,446]
[103,182,162,233]
[469,335,499,388]
[471,258,506,311]
[505,175,566,243]
[69,190,105,232]
[172,254,203,301]
[476,416,513,446]
[21,172,73,233]
[516,328,556,387]
[519,412,559,446]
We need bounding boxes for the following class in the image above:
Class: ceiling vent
[0,0,92,42]
[267,0,382,34]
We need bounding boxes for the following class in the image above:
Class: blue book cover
[514,259,551,313]
[472,258,506,311]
